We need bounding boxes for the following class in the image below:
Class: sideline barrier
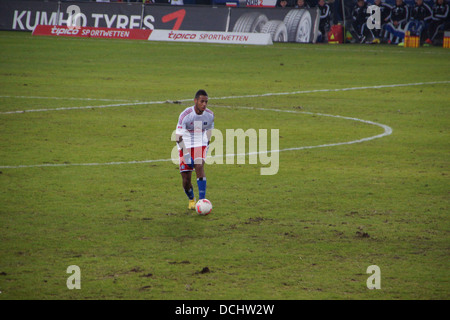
[148,29,273,45]
[444,31,450,48]
[0,0,319,43]
[32,24,273,45]
[404,31,419,48]
[32,25,152,40]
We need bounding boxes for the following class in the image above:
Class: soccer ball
[196,199,212,215]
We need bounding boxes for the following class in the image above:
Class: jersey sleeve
[176,113,186,136]
[208,111,214,130]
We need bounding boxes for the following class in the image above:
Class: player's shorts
[179,146,207,173]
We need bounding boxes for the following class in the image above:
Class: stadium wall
[0,0,319,43]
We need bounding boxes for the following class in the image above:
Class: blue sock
[197,178,206,200]
[185,187,194,200]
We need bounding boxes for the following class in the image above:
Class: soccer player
[175,90,214,210]
[384,0,409,44]
[425,0,449,44]
[317,0,331,42]
[351,0,370,43]
[406,0,433,40]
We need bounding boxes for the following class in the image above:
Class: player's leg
[179,148,196,209]
[406,20,416,35]
[194,162,206,200]
[193,146,207,200]
[393,23,406,44]
[359,23,367,43]
[181,171,196,209]
[181,171,193,197]
[426,20,438,43]
[431,22,444,41]
[350,21,363,42]
[417,21,426,42]
[384,23,397,43]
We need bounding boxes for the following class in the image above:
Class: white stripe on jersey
[176,106,214,149]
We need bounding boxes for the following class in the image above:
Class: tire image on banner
[230,8,319,43]
[261,20,288,43]
[232,12,269,33]
[283,9,312,43]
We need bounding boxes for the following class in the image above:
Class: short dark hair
[195,89,208,99]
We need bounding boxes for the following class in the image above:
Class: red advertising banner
[32,25,152,40]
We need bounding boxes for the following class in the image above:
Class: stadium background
[0,0,448,304]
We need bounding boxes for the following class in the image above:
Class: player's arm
[206,117,214,145]
[206,129,212,145]
[176,135,193,167]
[176,112,194,167]
[424,4,433,21]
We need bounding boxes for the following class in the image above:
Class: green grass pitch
[0,31,449,300]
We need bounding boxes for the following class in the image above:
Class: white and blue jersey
[176,106,214,149]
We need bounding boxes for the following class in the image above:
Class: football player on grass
[175,90,214,210]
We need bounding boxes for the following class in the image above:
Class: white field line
[0,95,134,102]
[0,106,392,169]
[0,100,168,115]
[0,158,171,169]
[210,106,393,158]
[0,81,448,115]
[212,81,450,101]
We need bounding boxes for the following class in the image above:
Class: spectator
[425,0,449,44]
[317,0,332,42]
[170,0,184,4]
[333,0,343,24]
[405,0,433,41]
[333,0,355,25]
[295,0,310,8]
[351,0,369,43]
[384,0,409,44]
[276,0,293,7]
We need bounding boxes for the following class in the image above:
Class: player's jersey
[411,3,433,21]
[352,2,369,25]
[319,4,331,23]
[432,3,449,22]
[376,2,392,23]
[390,2,409,24]
[176,106,214,149]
